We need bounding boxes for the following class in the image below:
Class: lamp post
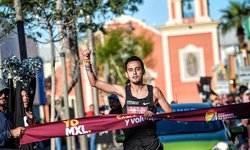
[14,0,27,60]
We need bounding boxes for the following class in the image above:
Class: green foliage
[0,0,15,39]
[220,1,249,34]
[0,0,144,43]
[0,0,61,43]
[220,1,250,48]
[95,28,153,84]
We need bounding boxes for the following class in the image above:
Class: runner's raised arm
[81,49,125,106]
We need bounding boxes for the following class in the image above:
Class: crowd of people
[211,85,250,150]
[212,85,250,107]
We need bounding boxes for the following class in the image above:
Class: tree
[1,0,144,104]
[1,1,145,148]
[1,0,144,41]
[0,0,145,115]
[220,1,249,49]
[0,0,145,88]
[95,27,153,85]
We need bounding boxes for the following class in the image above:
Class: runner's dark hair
[124,56,144,71]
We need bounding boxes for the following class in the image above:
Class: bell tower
[167,0,211,25]
[159,0,219,103]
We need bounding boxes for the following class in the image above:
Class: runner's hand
[144,110,154,118]
[82,48,91,61]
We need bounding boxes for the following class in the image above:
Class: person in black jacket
[0,78,25,150]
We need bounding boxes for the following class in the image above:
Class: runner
[82,49,172,150]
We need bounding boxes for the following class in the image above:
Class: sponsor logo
[205,109,237,121]
[143,102,150,105]
[217,113,236,120]
[63,119,91,136]
[127,106,148,114]
[116,115,137,120]
[127,101,139,105]
[205,109,217,121]
[124,115,145,126]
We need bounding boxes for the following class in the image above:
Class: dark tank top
[122,84,157,139]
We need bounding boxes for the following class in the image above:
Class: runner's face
[126,61,144,84]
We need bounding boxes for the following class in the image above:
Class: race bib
[127,106,148,114]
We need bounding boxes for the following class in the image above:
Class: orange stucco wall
[168,32,214,103]
[128,22,166,97]
[108,20,167,97]
[149,35,166,97]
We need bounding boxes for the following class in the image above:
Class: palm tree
[220,1,249,49]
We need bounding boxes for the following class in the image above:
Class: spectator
[99,105,108,115]
[108,94,123,148]
[231,86,249,150]
[108,94,122,114]
[95,105,112,150]
[242,90,250,103]
[86,104,95,117]
[21,89,36,127]
[212,97,222,106]
[86,104,96,150]
[18,88,37,150]
[236,85,248,103]
[226,93,235,105]
[0,78,25,149]
[241,89,250,150]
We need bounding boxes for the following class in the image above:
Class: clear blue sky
[129,0,247,27]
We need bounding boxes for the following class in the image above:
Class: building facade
[159,0,220,103]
